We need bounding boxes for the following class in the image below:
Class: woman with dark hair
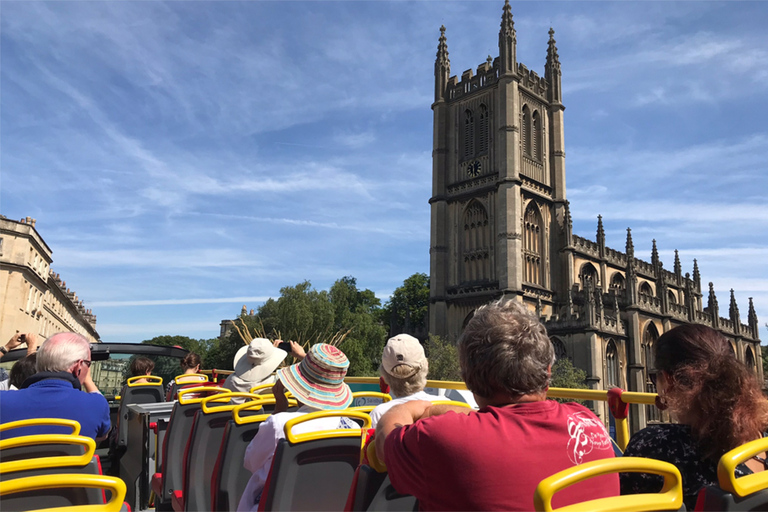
[9,354,37,389]
[129,356,155,384]
[621,324,768,509]
[179,352,201,375]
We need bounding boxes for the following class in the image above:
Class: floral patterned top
[620,423,753,510]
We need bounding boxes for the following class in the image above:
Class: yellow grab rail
[0,435,96,474]
[177,386,230,405]
[284,410,371,444]
[232,397,298,425]
[0,418,81,436]
[127,375,163,386]
[0,473,127,512]
[718,436,768,497]
[175,373,208,384]
[201,392,263,414]
[249,383,274,393]
[351,391,392,403]
[534,457,683,512]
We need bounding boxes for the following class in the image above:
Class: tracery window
[643,323,660,422]
[462,200,490,283]
[580,263,598,289]
[522,105,531,157]
[610,273,626,291]
[463,109,475,160]
[639,282,653,296]
[523,203,543,285]
[478,104,489,155]
[532,110,541,161]
[606,340,620,388]
[551,337,567,361]
[667,290,678,305]
[746,346,756,372]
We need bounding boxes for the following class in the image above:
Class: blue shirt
[0,378,111,440]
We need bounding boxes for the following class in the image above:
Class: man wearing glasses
[0,332,111,441]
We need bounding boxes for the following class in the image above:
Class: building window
[580,263,599,289]
[551,337,567,360]
[524,203,543,285]
[667,290,678,304]
[639,282,653,296]
[532,110,541,161]
[606,340,620,388]
[478,104,489,155]
[746,346,756,372]
[643,323,660,422]
[462,200,490,283]
[522,105,531,157]
[610,273,625,291]
[463,109,475,160]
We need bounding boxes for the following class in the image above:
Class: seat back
[211,399,287,511]
[116,376,165,448]
[166,373,209,401]
[350,391,391,408]
[260,410,371,511]
[0,473,126,512]
[182,392,264,512]
[533,457,684,512]
[0,417,81,440]
[363,471,418,512]
[695,436,768,511]
[155,386,228,504]
[0,433,93,464]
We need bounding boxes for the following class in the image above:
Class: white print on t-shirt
[566,411,612,464]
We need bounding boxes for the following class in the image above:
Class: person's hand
[5,332,24,351]
[82,364,100,393]
[272,379,289,413]
[24,333,38,354]
[288,341,306,361]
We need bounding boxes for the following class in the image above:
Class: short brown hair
[458,299,554,400]
[130,356,155,377]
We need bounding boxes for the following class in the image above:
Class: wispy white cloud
[92,296,271,307]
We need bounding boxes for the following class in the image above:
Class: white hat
[381,334,427,379]
[231,338,288,384]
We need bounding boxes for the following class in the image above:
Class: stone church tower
[430,0,567,337]
[429,1,762,431]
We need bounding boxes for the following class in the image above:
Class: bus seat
[150,386,228,509]
[0,473,127,512]
[350,391,392,408]
[116,376,165,449]
[166,373,209,401]
[0,433,95,465]
[258,410,371,511]
[533,457,684,512]
[695,436,768,511]
[210,399,285,511]
[0,417,81,440]
[177,392,265,512]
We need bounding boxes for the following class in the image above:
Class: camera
[18,334,26,343]
[277,341,292,353]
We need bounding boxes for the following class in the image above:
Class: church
[427,0,762,430]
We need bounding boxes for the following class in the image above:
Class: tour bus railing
[344,377,657,451]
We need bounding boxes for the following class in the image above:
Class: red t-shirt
[384,400,619,511]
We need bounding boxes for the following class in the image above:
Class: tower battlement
[447,58,500,101]
[517,64,548,97]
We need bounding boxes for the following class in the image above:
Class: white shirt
[236,405,358,512]
[368,391,444,427]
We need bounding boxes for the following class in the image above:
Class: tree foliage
[381,273,430,337]
[550,358,588,404]
[425,334,461,382]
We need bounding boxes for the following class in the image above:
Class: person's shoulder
[625,423,691,457]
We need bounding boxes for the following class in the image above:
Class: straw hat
[276,343,352,410]
[231,338,287,384]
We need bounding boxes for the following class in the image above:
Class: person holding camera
[222,338,305,403]
[0,332,39,390]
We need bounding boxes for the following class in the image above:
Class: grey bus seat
[211,398,292,511]
[363,472,418,512]
[0,417,81,441]
[0,473,127,512]
[0,420,85,463]
[695,437,768,511]
[150,386,228,509]
[166,373,209,401]
[180,392,264,512]
[116,376,165,449]
[260,410,371,512]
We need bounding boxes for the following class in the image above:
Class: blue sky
[2,1,766,343]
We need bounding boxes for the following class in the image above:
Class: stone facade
[0,216,99,344]
[428,1,762,431]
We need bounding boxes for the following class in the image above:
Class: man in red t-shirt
[375,300,619,511]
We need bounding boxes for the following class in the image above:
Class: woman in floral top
[621,324,768,510]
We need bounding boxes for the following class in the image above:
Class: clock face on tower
[467,160,481,178]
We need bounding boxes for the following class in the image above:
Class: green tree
[550,358,588,404]
[381,273,430,337]
[140,335,218,383]
[425,334,461,382]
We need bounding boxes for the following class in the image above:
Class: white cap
[381,334,427,378]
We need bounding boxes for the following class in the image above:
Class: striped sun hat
[276,343,352,410]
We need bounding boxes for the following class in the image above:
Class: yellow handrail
[718,437,768,497]
[0,418,81,436]
[127,375,163,386]
[0,473,127,512]
[177,386,230,404]
[284,410,371,444]
[351,391,392,403]
[174,373,208,385]
[232,397,298,425]
[201,392,263,414]
[0,435,96,474]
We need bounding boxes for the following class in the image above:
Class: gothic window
[532,110,541,161]
[643,322,660,422]
[463,109,475,161]
[522,105,531,157]
[551,337,567,360]
[523,202,543,285]
[462,310,475,330]
[580,263,599,289]
[745,346,756,372]
[610,273,626,291]
[667,290,678,304]
[462,200,490,284]
[606,340,620,388]
[478,104,489,154]
[639,282,653,296]
[728,342,736,356]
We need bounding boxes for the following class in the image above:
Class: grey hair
[458,299,554,400]
[379,360,429,398]
[36,332,91,373]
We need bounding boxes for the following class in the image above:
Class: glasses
[80,359,92,368]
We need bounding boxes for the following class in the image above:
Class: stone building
[428,1,761,430]
[0,216,99,344]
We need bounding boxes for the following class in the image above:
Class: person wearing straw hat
[237,343,357,512]
[223,338,304,403]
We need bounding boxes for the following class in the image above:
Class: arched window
[610,273,625,291]
[606,340,619,388]
[462,200,490,283]
[462,310,475,330]
[522,105,531,157]
[523,203,543,285]
[667,290,678,305]
[551,337,567,360]
[643,322,660,422]
[639,282,653,296]
[463,109,475,161]
[746,346,756,372]
[532,110,541,161]
[478,104,489,154]
[580,263,599,289]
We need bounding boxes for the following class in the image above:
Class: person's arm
[243,416,280,473]
[1,333,25,359]
[82,366,101,394]
[272,379,289,414]
[288,341,306,361]
[374,400,469,464]
[24,333,38,355]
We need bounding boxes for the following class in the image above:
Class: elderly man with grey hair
[368,334,442,427]
[0,332,110,441]
[375,299,619,511]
